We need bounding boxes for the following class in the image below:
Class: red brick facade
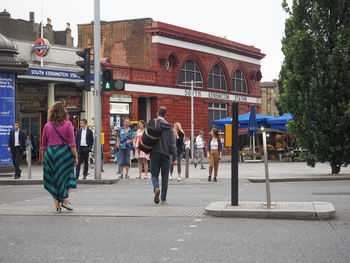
[78,19,265,162]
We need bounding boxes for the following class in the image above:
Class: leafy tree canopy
[279,0,350,174]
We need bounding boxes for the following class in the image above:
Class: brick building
[260,80,279,117]
[78,18,265,162]
[0,9,73,47]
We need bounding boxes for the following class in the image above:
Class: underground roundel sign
[33,38,50,57]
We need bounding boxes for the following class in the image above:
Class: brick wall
[78,18,153,68]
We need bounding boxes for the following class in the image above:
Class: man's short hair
[124,117,130,121]
[158,106,167,117]
[14,121,19,125]
[81,119,87,125]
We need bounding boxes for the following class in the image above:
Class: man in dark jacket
[8,121,26,179]
[150,106,177,205]
[75,119,94,179]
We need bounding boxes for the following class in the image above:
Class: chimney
[47,18,51,25]
[29,11,34,22]
[66,22,71,30]
[0,9,11,18]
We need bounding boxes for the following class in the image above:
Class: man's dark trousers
[12,146,22,178]
[76,146,89,178]
[151,152,170,201]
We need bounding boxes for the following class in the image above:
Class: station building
[78,18,265,162]
[0,10,93,155]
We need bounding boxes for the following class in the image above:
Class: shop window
[232,70,247,93]
[208,102,227,132]
[208,65,227,91]
[178,60,203,87]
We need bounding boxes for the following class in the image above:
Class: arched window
[208,65,227,91]
[232,70,247,93]
[178,60,203,87]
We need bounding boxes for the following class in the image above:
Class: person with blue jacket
[207,128,222,182]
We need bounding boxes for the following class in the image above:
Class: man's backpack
[138,118,162,153]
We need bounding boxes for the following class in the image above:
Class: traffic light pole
[94,0,102,179]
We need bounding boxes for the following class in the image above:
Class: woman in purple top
[41,101,78,214]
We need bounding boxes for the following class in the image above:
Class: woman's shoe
[55,207,61,214]
[136,176,141,179]
[213,177,217,182]
[169,176,173,181]
[61,202,74,211]
[177,177,181,182]
[144,176,148,179]
[208,176,211,182]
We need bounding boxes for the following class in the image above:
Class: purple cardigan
[41,120,76,150]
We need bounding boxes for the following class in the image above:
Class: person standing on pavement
[150,106,177,204]
[184,136,191,159]
[75,119,94,179]
[8,121,26,179]
[41,101,78,213]
[134,120,150,179]
[207,128,222,182]
[116,117,134,179]
[114,129,121,174]
[169,122,184,182]
[194,130,206,169]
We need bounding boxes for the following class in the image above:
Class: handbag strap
[51,122,68,145]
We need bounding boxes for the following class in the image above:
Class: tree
[279,0,350,174]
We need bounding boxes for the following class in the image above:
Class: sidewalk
[1,157,350,185]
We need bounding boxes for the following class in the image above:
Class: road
[1,179,350,262]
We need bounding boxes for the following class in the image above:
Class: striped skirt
[43,145,77,202]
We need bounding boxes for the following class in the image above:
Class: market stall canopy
[213,113,274,129]
[267,114,293,130]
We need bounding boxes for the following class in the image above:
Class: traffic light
[114,79,125,91]
[102,69,125,91]
[102,69,114,91]
[76,48,91,91]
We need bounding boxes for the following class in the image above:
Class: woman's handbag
[138,118,162,153]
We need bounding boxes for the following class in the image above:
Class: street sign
[33,38,50,57]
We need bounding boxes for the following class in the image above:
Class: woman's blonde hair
[48,101,68,126]
[174,122,184,133]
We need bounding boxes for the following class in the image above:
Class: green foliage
[255,153,262,160]
[278,0,350,174]
[244,151,253,158]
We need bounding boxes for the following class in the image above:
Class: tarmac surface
[1,157,349,220]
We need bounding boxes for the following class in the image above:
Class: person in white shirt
[75,119,94,179]
[8,121,26,179]
[194,130,206,169]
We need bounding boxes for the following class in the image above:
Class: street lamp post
[183,80,202,164]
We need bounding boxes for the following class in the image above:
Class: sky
[3,0,291,81]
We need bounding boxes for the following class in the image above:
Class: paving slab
[0,205,205,217]
[205,201,335,220]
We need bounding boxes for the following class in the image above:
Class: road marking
[189,224,197,228]
[25,200,30,202]
[177,239,184,242]
[194,219,202,222]
[170,248,178,251]
[185,232,191,235]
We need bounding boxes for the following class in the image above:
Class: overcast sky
[3,0,291,81]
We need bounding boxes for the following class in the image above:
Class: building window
[178,60,203,87]
[208,65,227,91]
[232,70,247,93]
[208,102,227,132]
